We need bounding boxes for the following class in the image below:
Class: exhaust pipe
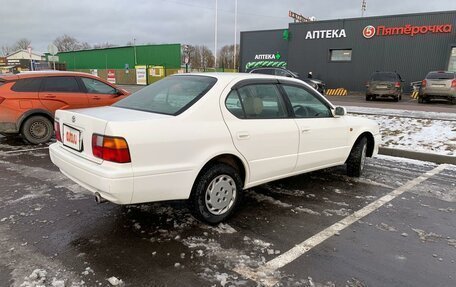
[95,192,107,204]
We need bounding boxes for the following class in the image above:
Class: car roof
[172,72,304,84]
[0,71,99,81]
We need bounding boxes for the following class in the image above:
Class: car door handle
[92,97,101,100]
[301,127,311,133]
[44,94,56,98]
[237,132,250,140]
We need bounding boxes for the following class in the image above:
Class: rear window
[11,78,43,92]
[426,72,455,80]
[371,73,398,81]
[43,76,80,93]
[113,75,217,115]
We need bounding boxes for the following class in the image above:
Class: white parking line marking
[233,164,448,286]
[2,147,50,154]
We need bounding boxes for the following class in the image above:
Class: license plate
[63,125,82,151]
[376,85,388,89]
[432,84,446,87]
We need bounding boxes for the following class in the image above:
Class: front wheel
[21,116,53,144]
[346,137,368,177]
[190,163,243,224]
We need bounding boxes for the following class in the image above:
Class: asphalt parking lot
[0,136,455,287]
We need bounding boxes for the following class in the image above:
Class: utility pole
[214,0,218,70]
[233,0,238,71]
[361,0,367,17]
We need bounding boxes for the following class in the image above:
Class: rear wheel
[450,97,456,105]
[418,96,424,103]
[190,163,243,224]
[346,137,367,177]
[21,116,53,144]
[365,95,371,101]
[393,96,399,102]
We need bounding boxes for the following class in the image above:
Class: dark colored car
[248,67,326,95]
[366,71,403,102]
[419,71,456,104]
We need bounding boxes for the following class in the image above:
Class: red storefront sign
[363,24,452,38]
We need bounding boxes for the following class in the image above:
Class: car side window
[80,77,116,94]
[252,69,273,75]
[225,90,245,118]
[282,85,332,118]
[234,84,288,119]
[274,69,290,77]
[11,78,42,92]
[43,77,80,93]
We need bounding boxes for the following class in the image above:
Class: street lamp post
[233,0,238,71]
[214,0,218,70]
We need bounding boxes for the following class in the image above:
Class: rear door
[39,76,88,111]
[222,81,299,184]
[79,76,125,107]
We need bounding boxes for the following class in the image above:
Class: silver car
[419,71,456,104]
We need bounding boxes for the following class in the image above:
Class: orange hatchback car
[0,71,130,144]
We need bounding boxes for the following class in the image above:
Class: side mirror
[334,106,347,117]
[114,89,125,97]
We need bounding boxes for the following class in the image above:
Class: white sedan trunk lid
[56,106,171,164]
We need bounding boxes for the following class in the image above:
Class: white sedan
[50,73,380,223]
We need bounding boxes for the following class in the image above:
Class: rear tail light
[92,134,131,163]
[54,121,62,142]
[0,96,5,104]
[452,79,456,88]
[422,79,427,87]
[395,82,401,88]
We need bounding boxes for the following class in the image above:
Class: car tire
[450,98,456,105]
[365,95,371,101]
[346,137,367,178]
[418,96,424,103]
[190,163,243,224]
[393,96,399,102]
[21,116,53,145]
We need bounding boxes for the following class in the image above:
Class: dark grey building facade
[240,10,456,92]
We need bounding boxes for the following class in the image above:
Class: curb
[379,147,456,165]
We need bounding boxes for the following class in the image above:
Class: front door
[79,77,124,107]
[280,84,349,171]
[222,82,299,184]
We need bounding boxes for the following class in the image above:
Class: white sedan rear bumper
[49,143,134,204]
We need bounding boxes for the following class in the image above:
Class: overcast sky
[1,0,455,54]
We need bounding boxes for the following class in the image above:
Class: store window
[448,47,456,72]
[330,49,352,62]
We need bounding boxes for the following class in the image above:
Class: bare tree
[80,42,91,50]
[1,45,14,56]
[54,35,80,52]
[93,42,116,49]
[186,45,214,69]
[217,44,239,69]
[14,38,32,50]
